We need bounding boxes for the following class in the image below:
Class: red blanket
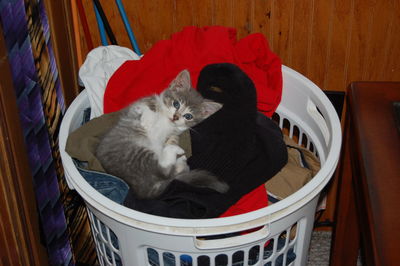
[104,26,283,217]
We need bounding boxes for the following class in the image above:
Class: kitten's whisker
[189,127,199,135]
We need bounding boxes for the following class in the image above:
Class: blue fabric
[74,160,129,204]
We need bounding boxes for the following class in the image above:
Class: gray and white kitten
[96,70,229,199]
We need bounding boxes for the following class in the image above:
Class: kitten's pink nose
[172,114,179,121]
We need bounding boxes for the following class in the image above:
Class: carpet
[307,231,362,266]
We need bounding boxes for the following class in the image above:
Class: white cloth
[79,45,140,119]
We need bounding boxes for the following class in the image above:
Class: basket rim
[59,65,342,235]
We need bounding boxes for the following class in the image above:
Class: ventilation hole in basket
[277,232,287,252]
[276,253,284,266]
[291,125,300,144]
[301,134,308,149]
[316,106,324,118]
[99,221,108,241]
[197,255,210,266]
[289,223,297,242]
[163,252,176,266]
[180,254,192,266]
[147,248,159,266]
[309,142,315,153]
[105,245,112,263]
[263,239,274,259]
[287,247,296,265]
[198,227,262,240]
[232,251,244,265]
[114,252,122,266]
[248,246,260,265]
[215,254,228,266]
[282,118,291,136]
[109,229,119,250]
[264,262,272,266]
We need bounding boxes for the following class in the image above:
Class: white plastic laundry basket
[59,66,341,266]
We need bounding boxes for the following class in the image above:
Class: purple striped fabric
[0,0,73,265]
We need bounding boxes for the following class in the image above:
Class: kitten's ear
[201,100,223,119]
[170,70,192,91]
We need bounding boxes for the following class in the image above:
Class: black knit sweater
[188,63,287,205]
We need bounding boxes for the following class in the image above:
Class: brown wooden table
[330,82,400,266]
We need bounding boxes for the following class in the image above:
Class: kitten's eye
[173,100,180,109]
[183,113,193,120]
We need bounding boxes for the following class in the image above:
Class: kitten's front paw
[175,155,189,174]
[164,144,185,157]
[159,144,185,169]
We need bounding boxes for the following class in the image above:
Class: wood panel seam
[379,4,395,80]
[343,0,355,89]
[306,0,315,77]
[361,5,376,80]
[323,0,336,90]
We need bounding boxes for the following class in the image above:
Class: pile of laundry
[66,26,320,219]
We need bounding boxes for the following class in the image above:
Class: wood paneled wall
[73,0,400,92]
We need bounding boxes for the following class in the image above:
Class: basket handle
[194,225,270,250]
[307,99,330,146]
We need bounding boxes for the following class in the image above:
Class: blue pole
[115,0,141,55]
[94,2,108,45]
